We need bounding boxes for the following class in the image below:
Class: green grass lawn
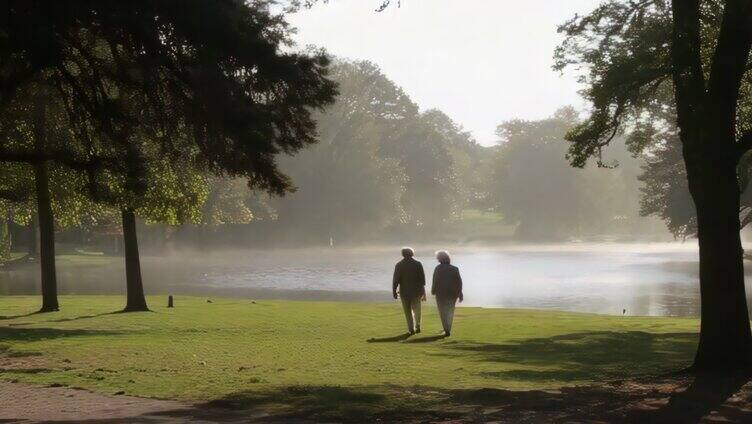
[0,296,699,419]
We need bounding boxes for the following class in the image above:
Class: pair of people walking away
[392,247,463,336]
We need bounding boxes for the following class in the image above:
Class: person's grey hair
[401,247,414,258]
[436,250,450,264]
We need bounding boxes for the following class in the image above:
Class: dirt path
[3,375,752,423]
[0,381,260,423]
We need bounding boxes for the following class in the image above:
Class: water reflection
[2,242,750,317]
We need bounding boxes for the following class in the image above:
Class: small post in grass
[168,295,174,308]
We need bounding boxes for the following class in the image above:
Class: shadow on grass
[0,367,52,374]
[632,371,752,423]
[0,326,120,343]
[95,375,752,423]
[366,333,412,343]
[200,385,395,422]
[0,311,41,321]
[47,311,125,323]
[5,310,148,326]
[440,331,697,382]
[402,334,447,343]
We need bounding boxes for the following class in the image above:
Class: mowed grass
[0,296,699,418]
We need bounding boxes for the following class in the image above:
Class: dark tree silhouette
[1,1,337,312]
[0,83,97,312]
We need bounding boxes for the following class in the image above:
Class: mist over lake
[4,242,745,317]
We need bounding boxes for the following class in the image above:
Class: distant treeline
[6,59,673,252]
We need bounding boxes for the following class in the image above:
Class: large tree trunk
[34,162,58,313]
[670,0,752,371]
[689,162,752,370]
[122,209,148,312]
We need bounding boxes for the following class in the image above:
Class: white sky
[287,0,601,146]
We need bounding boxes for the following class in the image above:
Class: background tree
[87,153,207,311]
[388,112,462,227]
[0,83,95,312]
[275,61,406,241]
[491,109,585,240]
[488,108,644,240]
[274,60,477,240]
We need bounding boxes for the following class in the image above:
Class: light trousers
[436,297,457,333]
[401,296,422,332]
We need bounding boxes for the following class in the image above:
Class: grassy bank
[0,296,699,419]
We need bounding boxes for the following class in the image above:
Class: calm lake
[2,242,750,317]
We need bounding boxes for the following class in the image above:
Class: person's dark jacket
[393,257,426,300]
[431,263,463,300]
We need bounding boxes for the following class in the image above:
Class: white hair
[401,247,415,258]
[436,250,450,264]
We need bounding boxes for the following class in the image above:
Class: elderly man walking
[392,247,426,335]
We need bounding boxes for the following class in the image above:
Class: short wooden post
[168,295,174,308]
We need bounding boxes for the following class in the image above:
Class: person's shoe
[416,326,421,334]
[444,331,450,337]
[409,330,415,336]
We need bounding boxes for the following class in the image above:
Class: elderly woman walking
[431,250,463,337]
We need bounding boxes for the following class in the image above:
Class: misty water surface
[2,242,749,317]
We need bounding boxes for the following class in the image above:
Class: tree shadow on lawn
[447,372,752,423]
[149,375,752,423]
[205,385,388,419]
[47,310,127,323]
[439,330,698,383]
[0,326,120,344]
[2,310,143,326]
[191,385,470,423]
[0,311,41,321]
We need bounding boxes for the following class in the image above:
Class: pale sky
[287,0,601,146]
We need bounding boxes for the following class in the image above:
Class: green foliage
[274,61,407,237]
[201,178,270,226]
[273,60,481,239]
[488,108,646,240]
[1,0,338,240]
[555,0,752,237]
[554,0,675,167]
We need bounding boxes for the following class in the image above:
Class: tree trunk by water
[689,166,752,369]
[670,0,752,371]
[34,162,58,312]
[122,209,148,312]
